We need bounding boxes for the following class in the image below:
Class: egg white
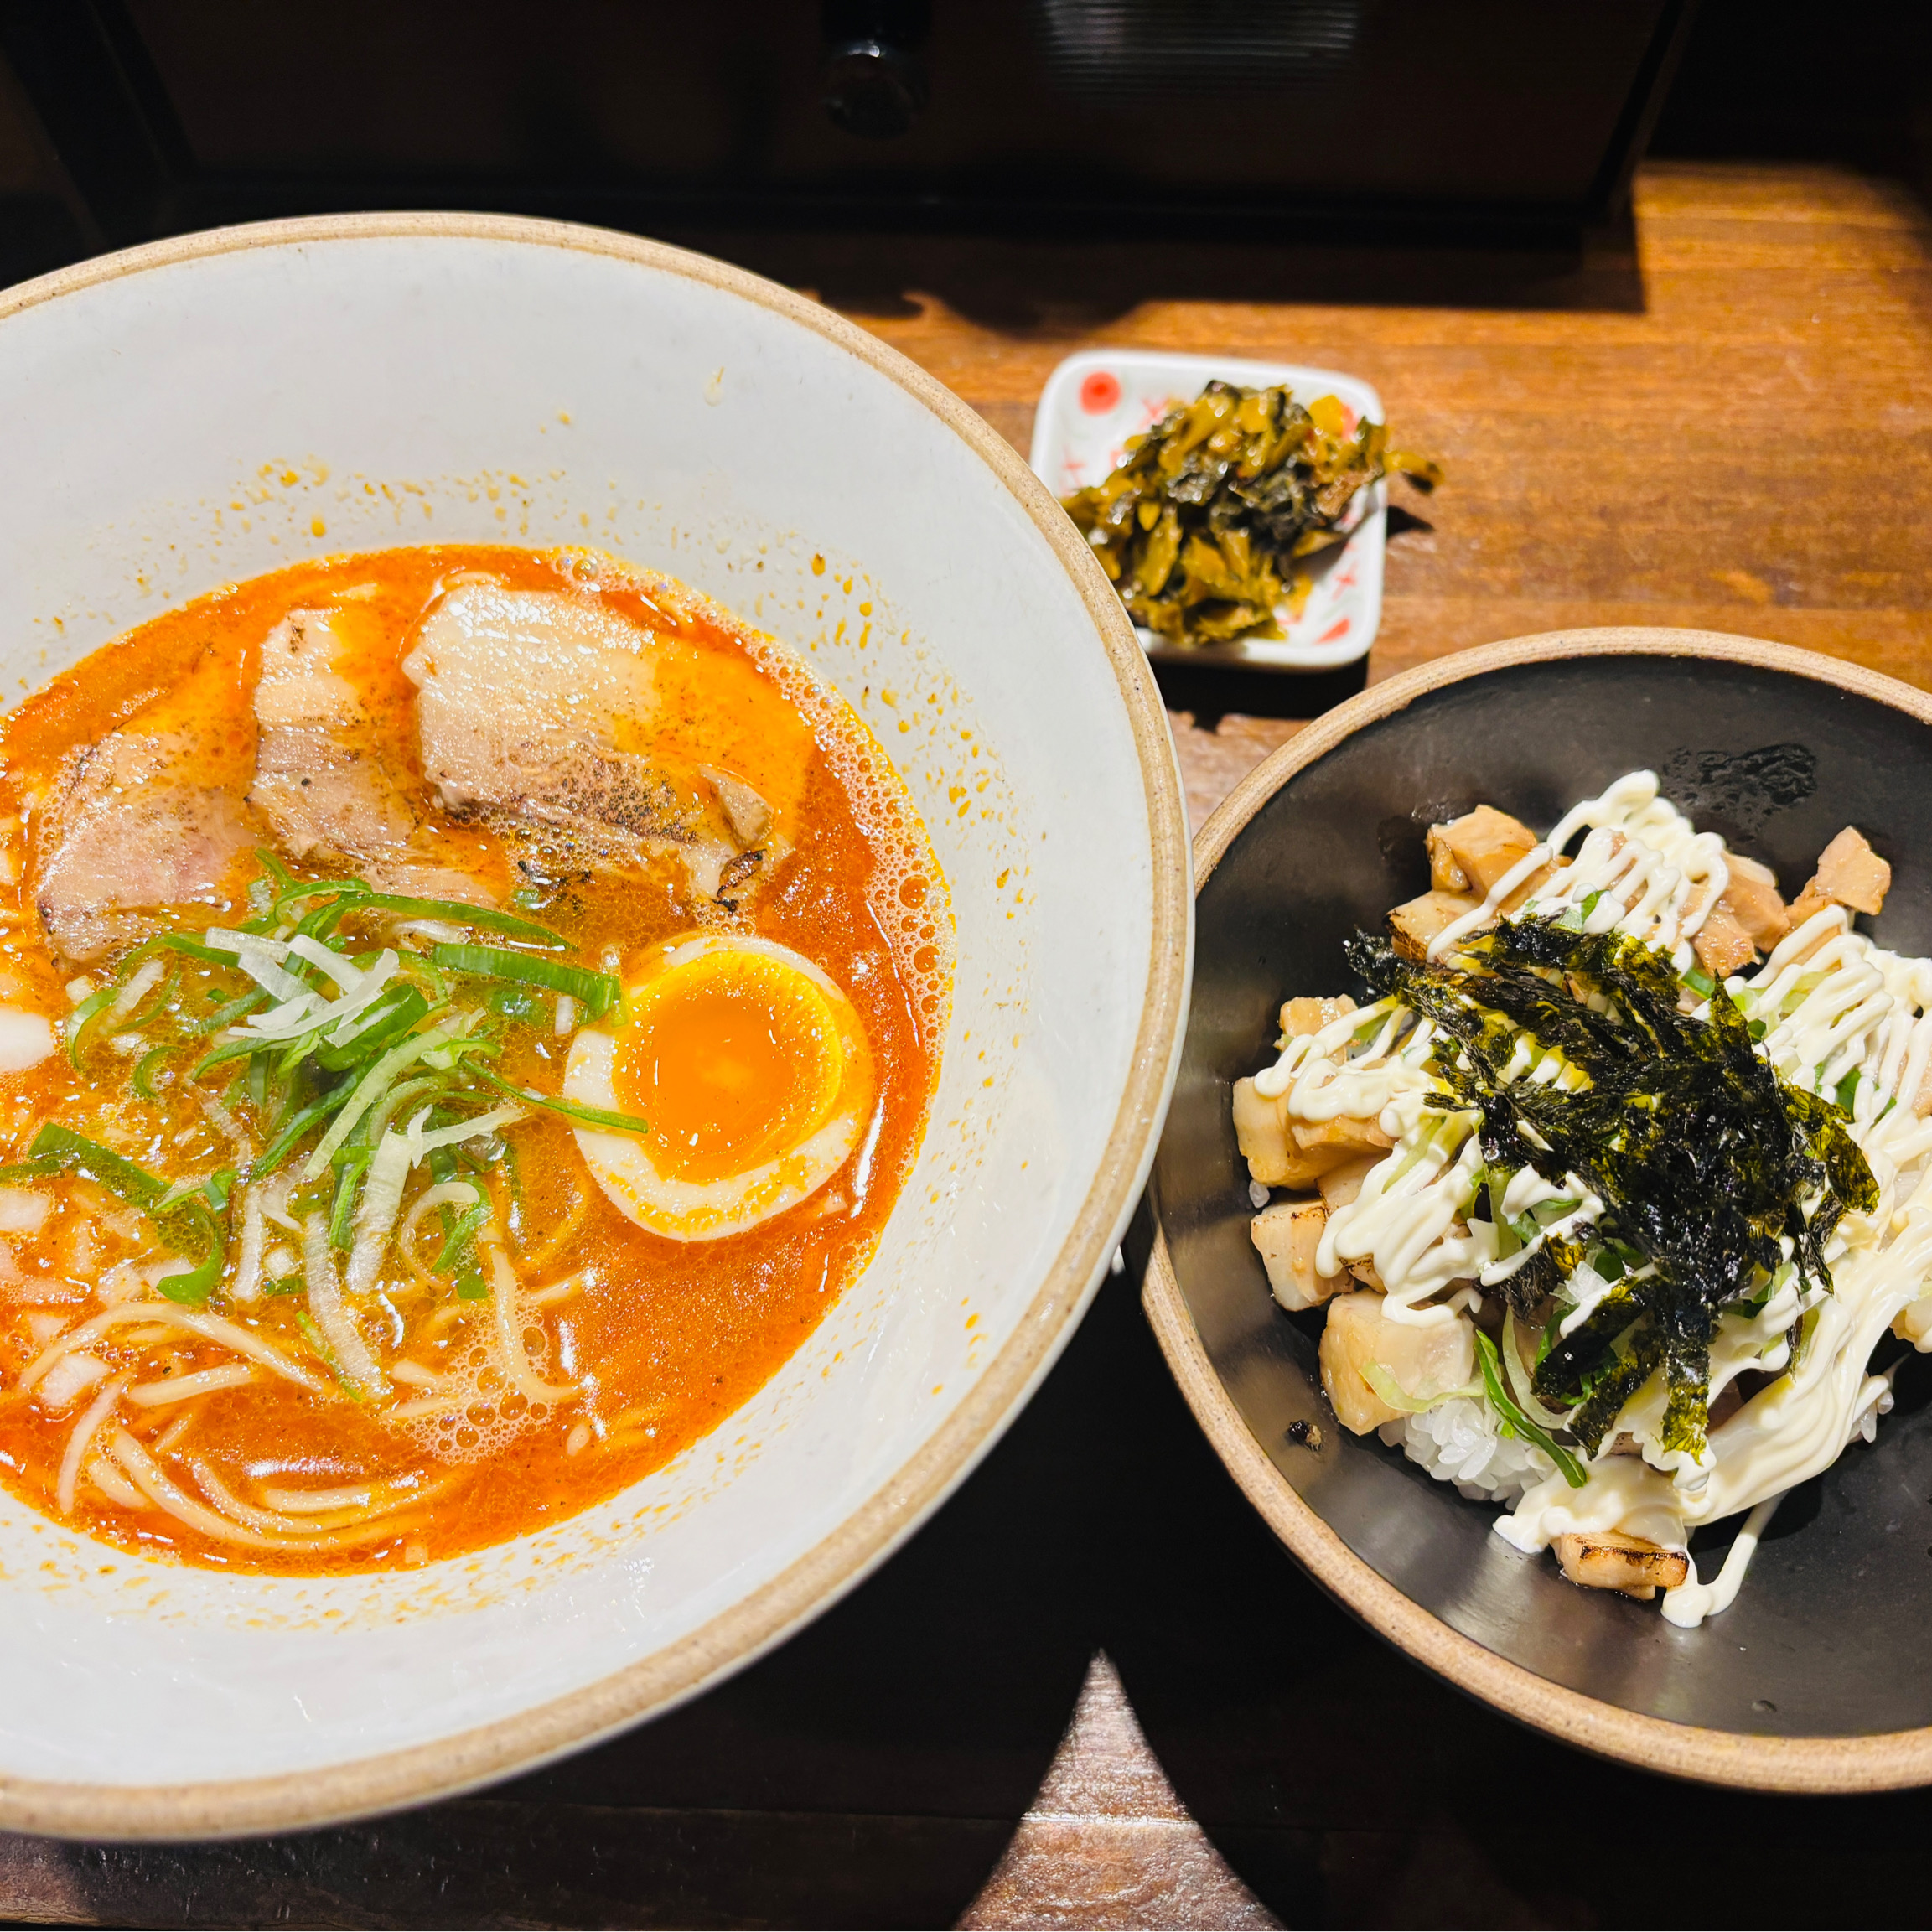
[565,933,874,1242]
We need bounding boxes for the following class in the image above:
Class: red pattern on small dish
[1079,370,1121,414]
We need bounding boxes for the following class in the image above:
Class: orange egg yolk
[614,951,846,1186]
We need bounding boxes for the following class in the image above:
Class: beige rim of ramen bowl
[1143,627,1932,1796]
[0,213,1191,1839]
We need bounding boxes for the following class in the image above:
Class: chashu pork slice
[401,584,769,900]
[31,647,258,962]
[249,607,490,904]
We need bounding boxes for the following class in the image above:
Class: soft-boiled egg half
[565,933,876,1241]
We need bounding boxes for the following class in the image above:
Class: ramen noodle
[0,545,949,1572]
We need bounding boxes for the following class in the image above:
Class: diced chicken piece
[1895,1298,1932,1344]
[1318,1153,1381,1215]
[1319,1292,1475,1436]
[1279,992,1356,1039]
[249,609,490,904]
[1792,826,1891,924]
[1291,1113,1395,1159]
[1233,1076,1289,1183]
[1430,805,1540,896]
[1425,826,1469,893]
[1692,902,1758,981]
[403,586,764,901]
[1551,1528,1690,1601]
[1719,852,1791,950]
[1251,1199,1346,1312]
[1815,826,1892,914]
[1388,889,1482,961]
[1313,1154,1388,1285]
[1232,1077,1343,1189]
[30,648,258,962]
[1497,862,1556,914]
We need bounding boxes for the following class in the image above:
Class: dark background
[0,0,1928,286]
[2,5,1932,1925]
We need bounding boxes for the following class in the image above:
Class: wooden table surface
[5,160,1932,1928]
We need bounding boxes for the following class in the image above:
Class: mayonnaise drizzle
[1660,1490,1785,1629]
[1428,770,1728,972]
[1249,769,1932,1625]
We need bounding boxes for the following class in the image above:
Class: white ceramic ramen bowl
[0,215,1191,1837]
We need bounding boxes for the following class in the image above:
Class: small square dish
[1030,348,1385,675]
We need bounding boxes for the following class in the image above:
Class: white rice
[1380,1395,1554,1503]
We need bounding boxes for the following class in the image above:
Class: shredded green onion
[315,984,431,1071]
[131,1043,174,1100]
[1473,1329,1586,1488]
[1487,1176,1520,1258]
[274,880,565,949]
[431,943,619,1018]
[63,984,120,1070]
[432,1201,489,1276]
[328,1146,371,1251]
[1,1123,225,1304]
[251,1095,341,1181]
[477,1067,650,1137]
[302,1022,489,1179]
[1362,1363,1481,1415]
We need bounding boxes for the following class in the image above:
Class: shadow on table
[14,1220,1932,1926]
[1154,655,1369,730]
[662,212,1647,332]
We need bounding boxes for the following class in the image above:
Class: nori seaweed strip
[1348,915,1876,1458]
[1488,1233,1582,1321]
[1533,1285,1643,1408]
[1567,1322,1667,1455]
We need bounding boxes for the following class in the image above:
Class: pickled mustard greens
[1349,915,1876,1459]
[1060,380,1442,648]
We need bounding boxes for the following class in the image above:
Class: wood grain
[960,1655,1274,1929]
[2,158,1930,1927]
[792,162,1932,825]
